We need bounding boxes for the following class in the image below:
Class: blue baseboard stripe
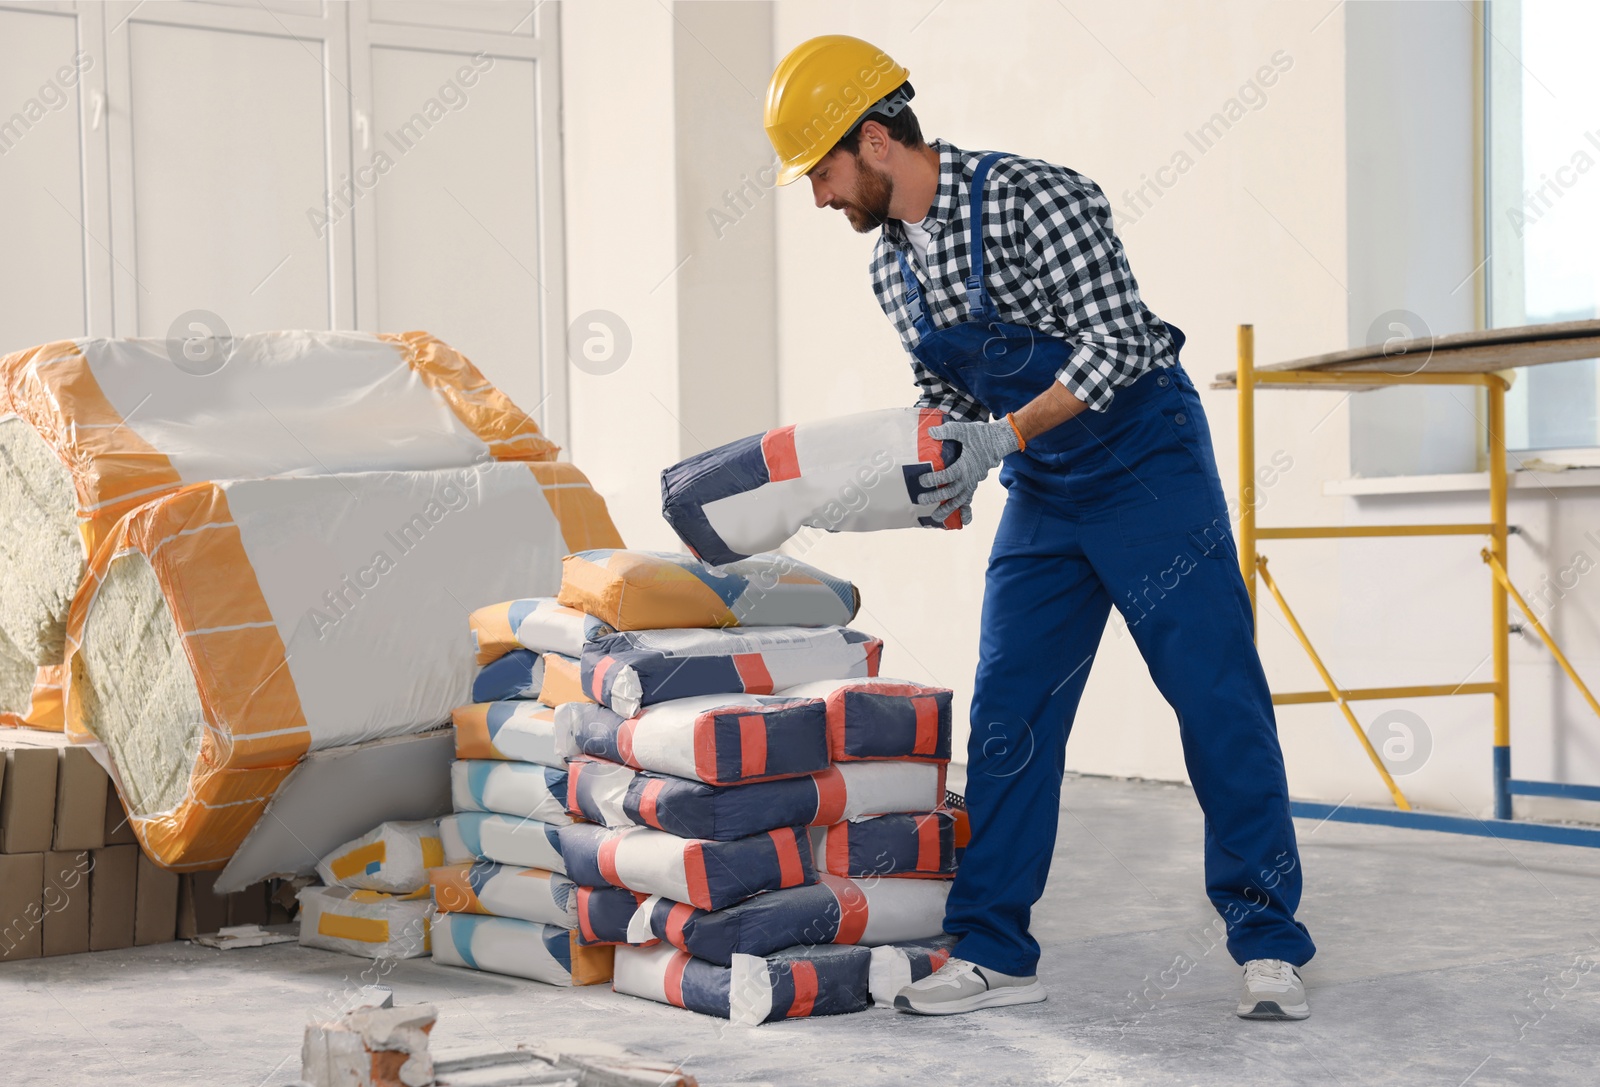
[1506,779,1600,802]
[1290,800,1600,849]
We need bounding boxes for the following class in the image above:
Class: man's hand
[917,418,1021,523]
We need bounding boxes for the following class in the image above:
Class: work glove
[917,418,1021,525]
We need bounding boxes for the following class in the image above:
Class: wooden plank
[1213,319,1600,389]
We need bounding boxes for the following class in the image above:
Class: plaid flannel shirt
[870,140,1176,418]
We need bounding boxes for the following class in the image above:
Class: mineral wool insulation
[0,329,558,729]
[65,460,621,870]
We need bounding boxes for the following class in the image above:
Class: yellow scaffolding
[1215,320,1600,844]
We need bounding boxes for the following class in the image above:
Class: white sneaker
[893,956,1046,1016]
[1237,958,1310,1020]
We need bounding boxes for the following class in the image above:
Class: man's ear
[859,119,891,162]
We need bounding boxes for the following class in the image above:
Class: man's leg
[1085,511,1315,968]
[942,496,1114,978]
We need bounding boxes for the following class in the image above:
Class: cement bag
[469,597,614,665]
[775,677,953,763]
[297,885,433,960]
[868,935,959,1006]
[452,701,562,766]
[558,823,814,911]
[537,652,591,706]
[432,912,613,987]
[451,761,570,825]
[62,460,619,871]
[441,813,566,874]
[581,626,883,717]
[566,756,948,841]
[660,407,963,566]
[810,811,961,880]
[0,329,563,731]
[428,861,577,928]
[316,819,444,894]
[627,874,950,967]
[576,886,653,947]
[558,550,859,630]
[472,650,544,702]
[613,943,871,1024]
[555,694,828,786]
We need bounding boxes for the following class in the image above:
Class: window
[1486,0,1600,457]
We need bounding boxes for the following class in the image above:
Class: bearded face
[833,153,895,233]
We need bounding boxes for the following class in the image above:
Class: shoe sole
[895,982,1047,1016]
[1236,999,1310,1021]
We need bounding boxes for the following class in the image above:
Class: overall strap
[897,250,929,331]
[965,152,1006,319]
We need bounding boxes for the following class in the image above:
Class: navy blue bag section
[566,756,825,840]
[473,649,541,702]
[759,945,871,1021]
[560,700,831,785]
[660,433,770,565]
[825,811,958,878]
[647,881,845,966]
[575,885,643,946]
[556,823,815,911]
[839,688,953,761]
[677,956,735,1018]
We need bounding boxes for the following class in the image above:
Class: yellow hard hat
[765,35,912,186]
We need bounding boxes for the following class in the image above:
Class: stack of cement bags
[434,549,967,1023]
[298,820,442,960]
[0,330,622,872]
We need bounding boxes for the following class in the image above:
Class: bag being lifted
[0,330,559,730]
[660,407,963,566]
[64,461,620,871]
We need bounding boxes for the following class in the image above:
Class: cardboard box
[2,747,58,853]
[53,747,107,851]
[88,844,138,951]
[177,870,228,939]
[134,852,179,946]
[0,852,45,961]
[42,850,91,957]
[103,778,138,846]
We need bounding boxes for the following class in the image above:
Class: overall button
[1174,412,1187,425]
[1156,374,1169,388]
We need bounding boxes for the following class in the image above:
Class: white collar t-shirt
[900,216,934,274]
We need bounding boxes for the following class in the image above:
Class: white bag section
[296,885,434,960]
[440,812,566,873]
[315,819,443,894]
[450,760,571,826]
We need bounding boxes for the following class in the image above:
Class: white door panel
[0,6,88,350]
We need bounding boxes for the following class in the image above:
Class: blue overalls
[899,153,1315,976]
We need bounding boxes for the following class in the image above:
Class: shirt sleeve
[1012,174,1163,413]
[911,354,989,421]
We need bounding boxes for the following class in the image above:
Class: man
[764,36,1315,1020]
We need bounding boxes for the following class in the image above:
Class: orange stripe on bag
[732,653,773,695]
[597,835,624,886]
[665,901,695,951]
[916,814,940,873]
[693,717,720,783]
[761,425,801,482]
[787,960,819,1018]
[912,695,940,756]
[810,766,847,825]
[917,408,947,470]
[819,874,869,944]
[565,760,584,812]
[638,779,666,829]
[452,704,494,759]
[429,865,483,914]
[576,886,600,943]
[664,950,691,1007]
[824,823,850,877]
[616,718,639,768]
[770,827,805,886]
[589,655,615,702]
[739,715,767,778]
[683,842,711,909]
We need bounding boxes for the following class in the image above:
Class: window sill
[1325,467,1600,497]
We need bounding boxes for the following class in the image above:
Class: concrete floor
[4,774,1600,1087]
